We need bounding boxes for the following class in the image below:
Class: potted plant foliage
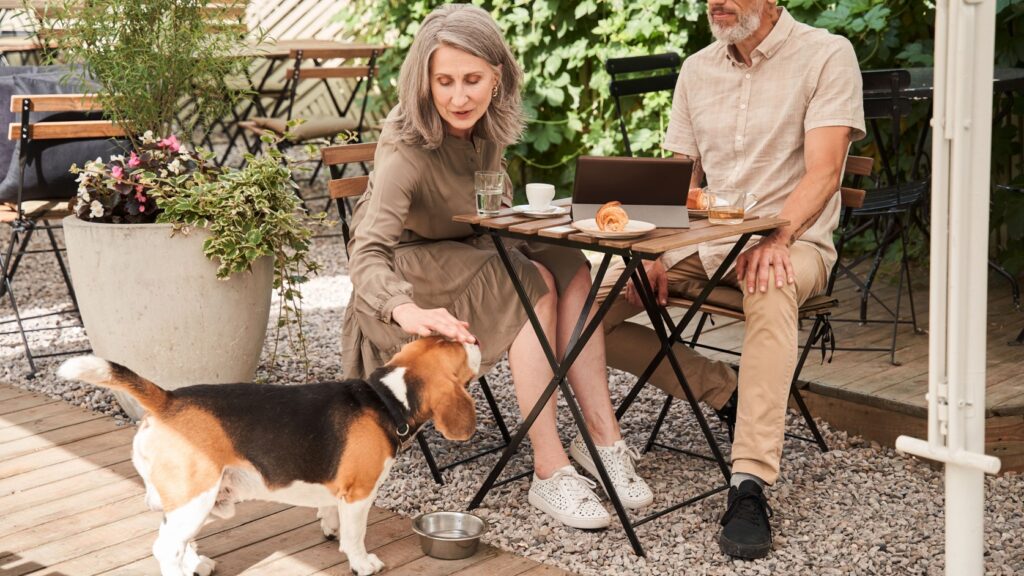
[38,0,322,418]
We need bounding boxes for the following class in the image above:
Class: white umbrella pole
[894,1,1001,575]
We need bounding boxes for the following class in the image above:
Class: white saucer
[512,204,570,218]
[571,218,656,239]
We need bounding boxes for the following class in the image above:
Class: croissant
[687,187,709,210]
[596,201,629,232]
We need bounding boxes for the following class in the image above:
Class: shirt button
[745,73,751,79]
[740,104,747,110]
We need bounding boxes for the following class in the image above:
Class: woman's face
[429,44,499,140]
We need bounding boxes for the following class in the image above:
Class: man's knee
[741,269,798,320]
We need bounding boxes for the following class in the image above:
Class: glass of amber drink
[706,187,755,225]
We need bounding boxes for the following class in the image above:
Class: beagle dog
[58,336,481,576]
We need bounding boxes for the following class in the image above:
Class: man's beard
[708,6,762,44]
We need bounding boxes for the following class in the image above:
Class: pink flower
[135,191,147,204]
[128,152,141,168]
[110,165,124,179]
[135,184,144,193]
[158,135,180,153]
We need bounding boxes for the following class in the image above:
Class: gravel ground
[2,186,1022,575]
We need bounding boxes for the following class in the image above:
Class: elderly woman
[342,3,652,529]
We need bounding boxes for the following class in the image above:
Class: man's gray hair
[390,3,525,149]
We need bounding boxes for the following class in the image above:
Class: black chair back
[860,69,920,187]
[606,52,681,156]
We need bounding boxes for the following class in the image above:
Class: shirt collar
[724,7,796,66]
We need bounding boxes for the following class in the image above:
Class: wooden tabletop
[240,39,386,59]
[455,200,788,257]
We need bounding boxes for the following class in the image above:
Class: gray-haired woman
[342,3,652,529]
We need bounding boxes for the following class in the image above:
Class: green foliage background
[338,0,1024,274]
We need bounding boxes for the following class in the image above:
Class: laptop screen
[571,156,693,228]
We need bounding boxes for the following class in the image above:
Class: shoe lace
[720,489,773,528]
[551,467,599,507]
[607,442,643,484]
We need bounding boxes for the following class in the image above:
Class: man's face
[707,0,766,44]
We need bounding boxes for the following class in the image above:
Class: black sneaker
[714,387,738,441]
[718,479,773,559]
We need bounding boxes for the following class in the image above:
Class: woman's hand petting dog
[392,302,476,344]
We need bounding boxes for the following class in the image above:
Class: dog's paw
[189,555,215,576]
[317,506,340,540]
[349,553,385,575]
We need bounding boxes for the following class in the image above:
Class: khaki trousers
[598,243,827,484]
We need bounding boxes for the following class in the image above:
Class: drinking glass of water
[475,171,504,216]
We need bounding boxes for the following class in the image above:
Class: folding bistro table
[453,203,786,555]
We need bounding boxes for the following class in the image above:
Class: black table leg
[467,232,647,555]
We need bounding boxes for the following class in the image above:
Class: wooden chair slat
[666,296,747,321]
[8,121,126,141]
[841,186,866,209]
[9,94,103,113]
[292,67,375,80]
[322,142,376,166]
[845,155,873,177]
[288,48,382,60]
[329,176,369,199]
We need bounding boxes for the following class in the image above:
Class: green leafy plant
[39,0,327,374]
[37,0,253,146]
[158,135,326,370]
[338,0,1024,274]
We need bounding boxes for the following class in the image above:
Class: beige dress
[342,119,586,379]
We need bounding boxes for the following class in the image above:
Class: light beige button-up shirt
[662,7,866,277]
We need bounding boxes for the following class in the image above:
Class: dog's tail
[58,356,170,415]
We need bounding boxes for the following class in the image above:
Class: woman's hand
[391,303,476,344]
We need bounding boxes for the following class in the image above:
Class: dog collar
[367,378,415,441]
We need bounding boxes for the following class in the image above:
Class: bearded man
[597,0,865,559]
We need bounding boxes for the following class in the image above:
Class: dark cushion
[0,66,46,178]
[0,70,125,204]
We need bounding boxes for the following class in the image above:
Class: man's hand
[735,235,795,294]
[392,302,476,344]
[626,259,668,307]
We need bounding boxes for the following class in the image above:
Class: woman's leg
[508,262,567,478]
[557,264,621,446]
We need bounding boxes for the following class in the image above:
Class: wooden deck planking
[0,386,573,576]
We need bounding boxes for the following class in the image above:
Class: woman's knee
[531,261,558,309]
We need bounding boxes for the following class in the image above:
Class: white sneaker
[569,436,654,509]
[528,465,611,529]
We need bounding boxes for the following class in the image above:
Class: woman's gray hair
[390,3,525,149]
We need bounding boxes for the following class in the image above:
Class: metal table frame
[464,220,765,556]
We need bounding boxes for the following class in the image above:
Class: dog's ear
[432,382,477,441]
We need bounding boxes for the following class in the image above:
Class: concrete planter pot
[62,216,274,420]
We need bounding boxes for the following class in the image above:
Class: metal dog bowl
[411,511,489,560]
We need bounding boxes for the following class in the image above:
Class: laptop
[571,156,693,228]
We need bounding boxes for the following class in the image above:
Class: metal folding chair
[606,52,681,156]
[836,69,928,364]
[1,94,118,376]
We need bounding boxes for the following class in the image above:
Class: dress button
[745,73,751,79]
[740,104,747,110]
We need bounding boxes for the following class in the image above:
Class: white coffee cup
[526,183,555,210]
